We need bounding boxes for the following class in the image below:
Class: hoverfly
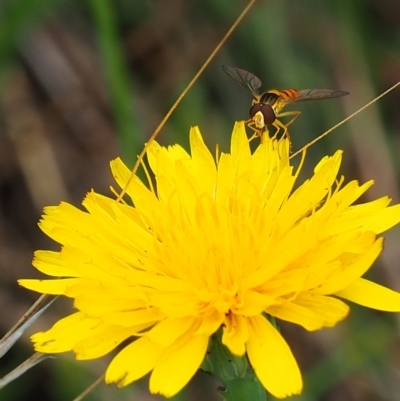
[222,64,349,142]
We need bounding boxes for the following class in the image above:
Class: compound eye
[249,103,276,125]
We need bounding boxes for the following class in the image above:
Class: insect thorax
[258,91,280,106]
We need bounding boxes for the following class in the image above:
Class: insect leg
[275,111,302,128]
[271,119,287,140]
[272,111,302,144]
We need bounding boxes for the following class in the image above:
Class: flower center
[197,285,241,315]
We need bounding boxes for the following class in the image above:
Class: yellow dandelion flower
[19,122,400,399]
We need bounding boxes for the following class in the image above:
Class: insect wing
[222,65,262,97]
[287,88,349,103]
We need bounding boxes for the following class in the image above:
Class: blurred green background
[1,0,400,400]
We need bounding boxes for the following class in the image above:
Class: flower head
[19,122,400,398]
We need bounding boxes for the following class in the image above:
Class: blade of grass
[87,0,141,164]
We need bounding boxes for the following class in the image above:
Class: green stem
[220,377,267,401]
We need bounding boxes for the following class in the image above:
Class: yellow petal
[73,292,147,315]
[267,302,324,331]
[110,157,158,206]
[147,317,196,347]
[363,203,400,233]
[18,278,78,295]
[335,278,400,311]
[238,290,276,316]
[149,331,209,397]
[189,126,216,189]
[222,314,248,356]
[31,312,102,353]
[294,293,349,327]
[231,121,251,159]
[246,315,302,398]
[100,308,161,327]
[315,238,383,294]
[106,336,163,387]
[74,326,135,360]
[39,202,93,245]
[330,180,374,213]
[196,310,224,336]
[32,250,75,276]
[278,151,343,234]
